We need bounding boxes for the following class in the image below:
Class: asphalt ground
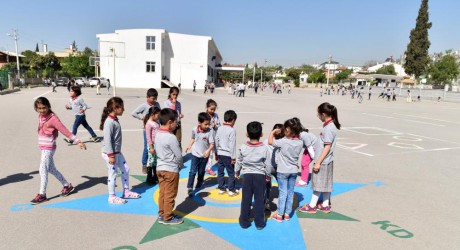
[1,86,459,250]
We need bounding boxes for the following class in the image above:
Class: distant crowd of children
[31,86,341,229]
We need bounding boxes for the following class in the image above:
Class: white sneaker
[228,190,238,197]
[218,189,226,195]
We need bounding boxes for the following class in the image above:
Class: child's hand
[313,163,321,173]
[272,128,281,135]
[212,121,216,128]
[203,150,210,158]
[65,104,70,109]
[108,156,116,165]
[180,114,184,119]
[266,176,271,182]
[79,142,87,150]
[231,159,236,164]
[149,148,155,154]
[79,109,85,113]
[235,173,240,179]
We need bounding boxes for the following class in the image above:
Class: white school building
[96,29,223,89]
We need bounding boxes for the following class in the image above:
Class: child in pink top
[144,106,161,184]
[32,97,86,204]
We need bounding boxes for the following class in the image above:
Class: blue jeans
[142,130,148,165]
[277,173,296,216]
[72,115,97,138]
[187,156,208,189]
[217,155,235,191]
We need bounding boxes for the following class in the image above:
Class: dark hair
[159,108,178,125]
[283,117,303,136]
[317,102,341,130]
[34,97,54,113]
[247,121,263,140]
[272,123,284,139]
[70,79,75,83]
[223,110,237,122]
[147,88,158,98]
[206,99,217,108]
[143,106,161,127]
[100,97,124,130]
[291,117,309,133]
[70,86,82,96]
[168,87,180,98]
[198,112,211,123]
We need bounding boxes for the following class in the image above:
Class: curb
[0,89,21,95]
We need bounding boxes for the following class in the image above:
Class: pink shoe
[206,169,216,176]
[122,190,141,199]
[108,196,126,204]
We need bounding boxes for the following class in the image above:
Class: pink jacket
[146,120,160,147]
[38,113,79,150]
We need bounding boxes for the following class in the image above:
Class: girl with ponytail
[100,97,141,204]
[299,102,340,214]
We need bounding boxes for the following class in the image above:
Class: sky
[1,0,459,67]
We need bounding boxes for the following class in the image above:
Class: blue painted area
[369,181,386,187]
[10,204,34,212]
[294,182,368,206]
[195,213,306,250]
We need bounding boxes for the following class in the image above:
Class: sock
[322,192,331,207]
[309,191,321,207]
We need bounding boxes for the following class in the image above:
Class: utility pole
[261,59,267,83]
[326,55,332,87]
[252,61,256,85]
[7,29,20,84]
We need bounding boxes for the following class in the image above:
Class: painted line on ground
[33,90,52,100]
[342,126,401,136]
[336,144,374,157]
[393,113,460,125]
[406,133,460,146]
[362,113,446,127]
[381,147,460,156]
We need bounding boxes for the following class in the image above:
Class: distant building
[367,62,407,77]
[37,45,77,60]
[96,29,222,89]
[0,50,24,68]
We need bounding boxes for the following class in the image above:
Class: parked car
[56,77,69,86]
[89,77,109,88]
[75,77,89,87]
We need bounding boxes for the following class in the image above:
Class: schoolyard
[1,86,459,250]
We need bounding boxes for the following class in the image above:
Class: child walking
[155,108,184,225]
[184,112,215,197]
[296,128,317,186]
[132,88,160,174]
[144,106,161,185]
[205,99,220,176]
[31,97,87,204]
[101,97,141,204]
[236,121,272,230]
[298,102,341,214]
[64,86,100,143]
[215,110,238,196]
[269,118,304,222]
[164,87,184,147]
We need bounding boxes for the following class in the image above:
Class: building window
[146,61,156,72]
[146,36,155,50]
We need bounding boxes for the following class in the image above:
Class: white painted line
[336,144,374,156]
[383,147,460,156]
[388,142,424,150]
[342,126,401,136]
[33,90,52,100]
[393,136,422,142]
[393,113,460,125]
[406,133,460,146]
[362,113,446,127]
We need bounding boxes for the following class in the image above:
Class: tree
[376,65,397,75]
[61,52,95,77]
[335,69,353,82]
[404,0,432,79]
[428,54,459,85]
[285,68,302,82]
[35,43,39,52]
[308,71,326,83]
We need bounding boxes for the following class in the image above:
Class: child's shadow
[0,170,39,187]
[174,192,210,218]
[73,175,108,194]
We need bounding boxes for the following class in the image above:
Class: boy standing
[132,88,160,174]
[185,112,215,197]
[64,86,100,143]
[236,122,272,230]
[155,108,183,225]
[215,110,238,196]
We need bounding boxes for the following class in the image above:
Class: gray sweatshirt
[131,102,161,120]
[272,137,304,174]
[68,97,87,116]
[155,129,183,173]
[215,124,236,159]
[191,126,215,158]
[102,115,122,156]
[235,142,272,176]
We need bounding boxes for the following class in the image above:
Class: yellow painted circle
[208,188,241,201]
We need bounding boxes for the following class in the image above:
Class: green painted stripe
[296,211,359,222]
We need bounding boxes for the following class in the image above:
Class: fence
[0,69,9,90]
[368,86,460,103]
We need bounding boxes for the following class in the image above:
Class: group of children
[31,85,341,229]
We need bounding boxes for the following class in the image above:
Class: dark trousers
[240,174,266,228]
[265,174,278,203]
[193,86,196,92]
[146,166,158,184]
[52,86,57,92]
[187,156,208,189]
[142,130,148,165]
[217,155,235,191]
[72,115,97,137]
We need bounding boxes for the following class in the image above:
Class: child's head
[70,86,82,97]
[197,112,211,131]
[247,121,263,141]
[317,102,341,130]
[159,108,178,131]
[206,99,217,114]
[283,117,303,137]
[168,87,180,99]
[143,106,161,127]
[146,88,158,103]
[100,97,124,130]
[34,97,53,116]
[223,110,237,124]
[272,123,284,139]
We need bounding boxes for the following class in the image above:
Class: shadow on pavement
[0,170,39,187]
